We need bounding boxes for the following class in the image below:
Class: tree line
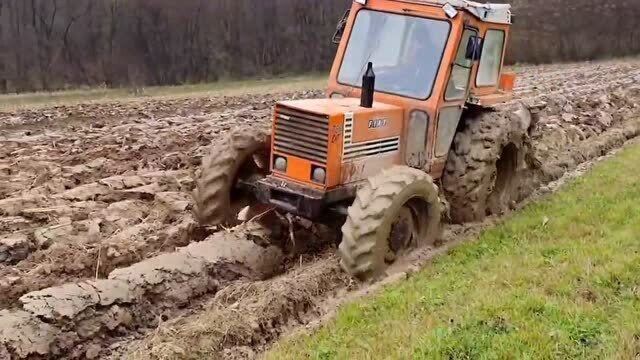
[0,0,638,93]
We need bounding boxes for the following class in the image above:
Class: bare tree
[0,0,638,93]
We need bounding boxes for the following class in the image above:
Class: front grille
[342,112,399,160]
[343,137,400,160]
[274,106,329,164]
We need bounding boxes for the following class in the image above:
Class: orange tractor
[194,0,534,280]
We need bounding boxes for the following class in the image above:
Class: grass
[0,73,326,111]
[267,143,640,360]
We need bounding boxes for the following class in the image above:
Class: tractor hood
[277,97,402,118]
[272,97,405,188]
[276,97,404,147]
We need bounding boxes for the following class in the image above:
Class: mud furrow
[0,225,284,359]
[129,120,640,360]
[0,58,639,359]
[0,90,324,129]
[514,64,637,92]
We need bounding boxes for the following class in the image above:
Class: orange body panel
[282,155,314,184]
[341,152,400,184]
[500,72,516,91]
[349,110,403,143]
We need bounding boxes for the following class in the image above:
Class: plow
[1,0,640,359]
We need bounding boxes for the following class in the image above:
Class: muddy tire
[193,126,270,226]
[443,106,532,223]
[339,166,443,281]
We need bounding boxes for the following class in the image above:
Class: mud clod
[109,253,210,304]
[0,234,31,264]
[0,310,58,358]
[180,230,284,280]
[155,192,192,212]
[20,280,132,320]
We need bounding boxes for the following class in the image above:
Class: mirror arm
[331,9,350,45]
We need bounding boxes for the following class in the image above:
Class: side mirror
[465,36,483,61]
[332,9,350,45]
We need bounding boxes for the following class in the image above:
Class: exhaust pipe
[361,62,375,108]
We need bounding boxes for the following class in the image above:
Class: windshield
[338,10,450,99]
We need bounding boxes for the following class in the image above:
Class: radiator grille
[342,112,400,160]
[343,137,400,160]
[274,106,329,164]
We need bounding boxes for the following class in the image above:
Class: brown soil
[0,89,322,308]
[128,253,351,360]
[0,58,639,359]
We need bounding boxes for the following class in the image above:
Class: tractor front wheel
[193,126,271,227]
[338,166,443,281]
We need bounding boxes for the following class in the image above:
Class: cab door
[431,27,478,175]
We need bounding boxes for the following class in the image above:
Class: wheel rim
[386,205,418,263]
[229,147,270,221]
[237,149,269,182]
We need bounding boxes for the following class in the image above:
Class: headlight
[330,93,345,99]
[311,166,326,184]
[274,157,287,172]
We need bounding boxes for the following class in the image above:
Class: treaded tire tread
[443,108,530,224]
[193,126,270,226]
[339,166,442,281]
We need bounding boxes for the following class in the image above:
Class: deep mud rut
[1,58,640,359]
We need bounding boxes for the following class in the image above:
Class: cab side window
[476,29,505,86]
[445,28,477,100]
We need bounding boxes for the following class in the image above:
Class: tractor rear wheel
[339,166,443,281]
[194,126,271,226]
[443,106,532,223]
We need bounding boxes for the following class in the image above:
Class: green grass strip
[267,143,640,360]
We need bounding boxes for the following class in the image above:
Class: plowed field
[1,58,639,359]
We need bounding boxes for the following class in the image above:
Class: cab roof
[382,0,512,24]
